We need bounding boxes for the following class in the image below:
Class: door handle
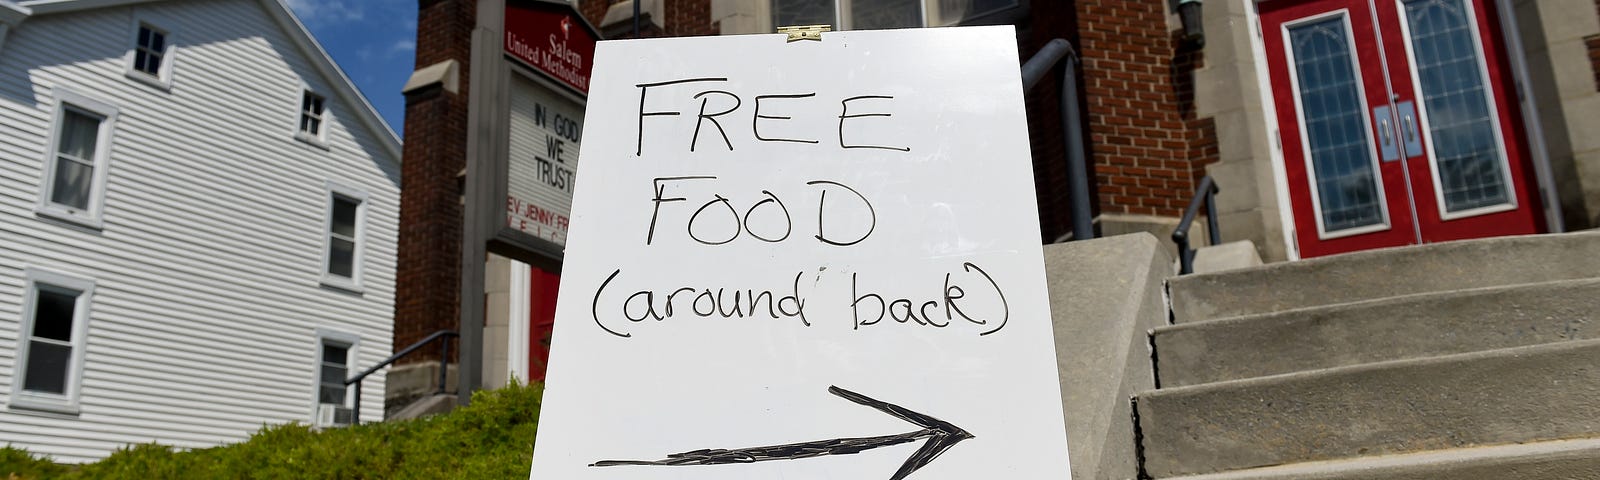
[1373,105,1399,162]
[1398,100,1423,157]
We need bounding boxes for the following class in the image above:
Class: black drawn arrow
[591,385,974,480]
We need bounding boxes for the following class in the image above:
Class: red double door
[1261,0,1541,258]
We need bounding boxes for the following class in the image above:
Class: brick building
[389,0,1600,408]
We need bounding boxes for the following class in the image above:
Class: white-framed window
[311,329,359,426]
[35,87,118,229]
[123,20,176,90]
[771,0,1020,29]
[9,268,96,415]
[320,181,367,292]
[297,90,328,145]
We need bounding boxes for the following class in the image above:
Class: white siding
[0,0,399,462]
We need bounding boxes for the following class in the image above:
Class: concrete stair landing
[1135,232,1600,479]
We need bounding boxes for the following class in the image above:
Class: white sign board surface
[507,74,584,246]
[530,26,1072,480]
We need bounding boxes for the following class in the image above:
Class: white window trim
[310,328,361,425]
[320,180,368,293]
[8,268,96,415]
[34,87,118,230]
[295,89,331,148]
[122,18,177,91]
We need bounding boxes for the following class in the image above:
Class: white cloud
[286,0,366,25]
[390,39,415,55]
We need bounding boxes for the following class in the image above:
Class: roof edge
[20,0,160,15]
[1,1,33,24]
[20,0,403,162]
[258,0,403,161]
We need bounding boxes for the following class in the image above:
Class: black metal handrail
[1021,38,1094,242]
[344,330,458,425]
[1173,176,1220,275]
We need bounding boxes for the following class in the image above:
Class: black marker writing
[592,269,811,338]
[839,95,910,152]
[851,262,1009,335]
[647,177,875,247]
[636,77,728,156]
[631,77,908,156]
[753,93,820,144]
[809,180,876,247]
[691,90,739,152]
[648,176,717,245]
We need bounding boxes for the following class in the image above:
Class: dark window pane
[144,53,162,74]
[323,345,348,364]
[318,343,349,404]
[308,118,321,136]
[321,365,347,384]
[938,0,1018,23]
[58,110,101,159]
[33,290,77,341]
[23,341,71,394]
[329,239,355,278]
[51,158,94,210]
[774,0,836,28]
[311,97,323,114]
[302,94,312,112]
[331,198,358,237]
[150,31,165,52]
[852,0,921,29]
[319,385,346,404]
[134,51,149,72]
[138,27,151,48]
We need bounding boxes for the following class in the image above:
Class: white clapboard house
[0,0,400,462]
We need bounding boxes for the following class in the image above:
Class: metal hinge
[777,25,831,42]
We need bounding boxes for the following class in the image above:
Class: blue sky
[286,0,416,137]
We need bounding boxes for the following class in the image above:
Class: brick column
[393,0,478,360]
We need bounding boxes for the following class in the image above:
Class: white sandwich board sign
[529,26,1073,480]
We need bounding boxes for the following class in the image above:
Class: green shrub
[1,445,69,479]
[0,381,543,479]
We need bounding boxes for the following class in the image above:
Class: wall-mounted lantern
[1178,0,1204,47]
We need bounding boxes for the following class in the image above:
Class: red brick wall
[579,0,715,38]
[1075,0,1213,219]
[580,0,610,25]
[394,0,477,360]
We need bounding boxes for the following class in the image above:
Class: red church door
[526,266,560,382]
[1260,0,1541,258]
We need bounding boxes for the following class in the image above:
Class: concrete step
[1153,278,1600,388]
[1162,437,1600,480]
[1168,231,1600,323]
[1135,338,1600,478]
[386,392,457,421]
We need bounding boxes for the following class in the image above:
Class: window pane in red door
[1401,0,1512,214]
[1289,16,1387,233]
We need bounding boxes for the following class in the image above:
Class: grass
[2,381,542,479]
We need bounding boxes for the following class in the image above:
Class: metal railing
[1021,38,1094,242]
[344,330,458,425]
[1173,175,1220,275]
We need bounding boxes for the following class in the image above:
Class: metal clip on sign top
[777,24,831,42]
